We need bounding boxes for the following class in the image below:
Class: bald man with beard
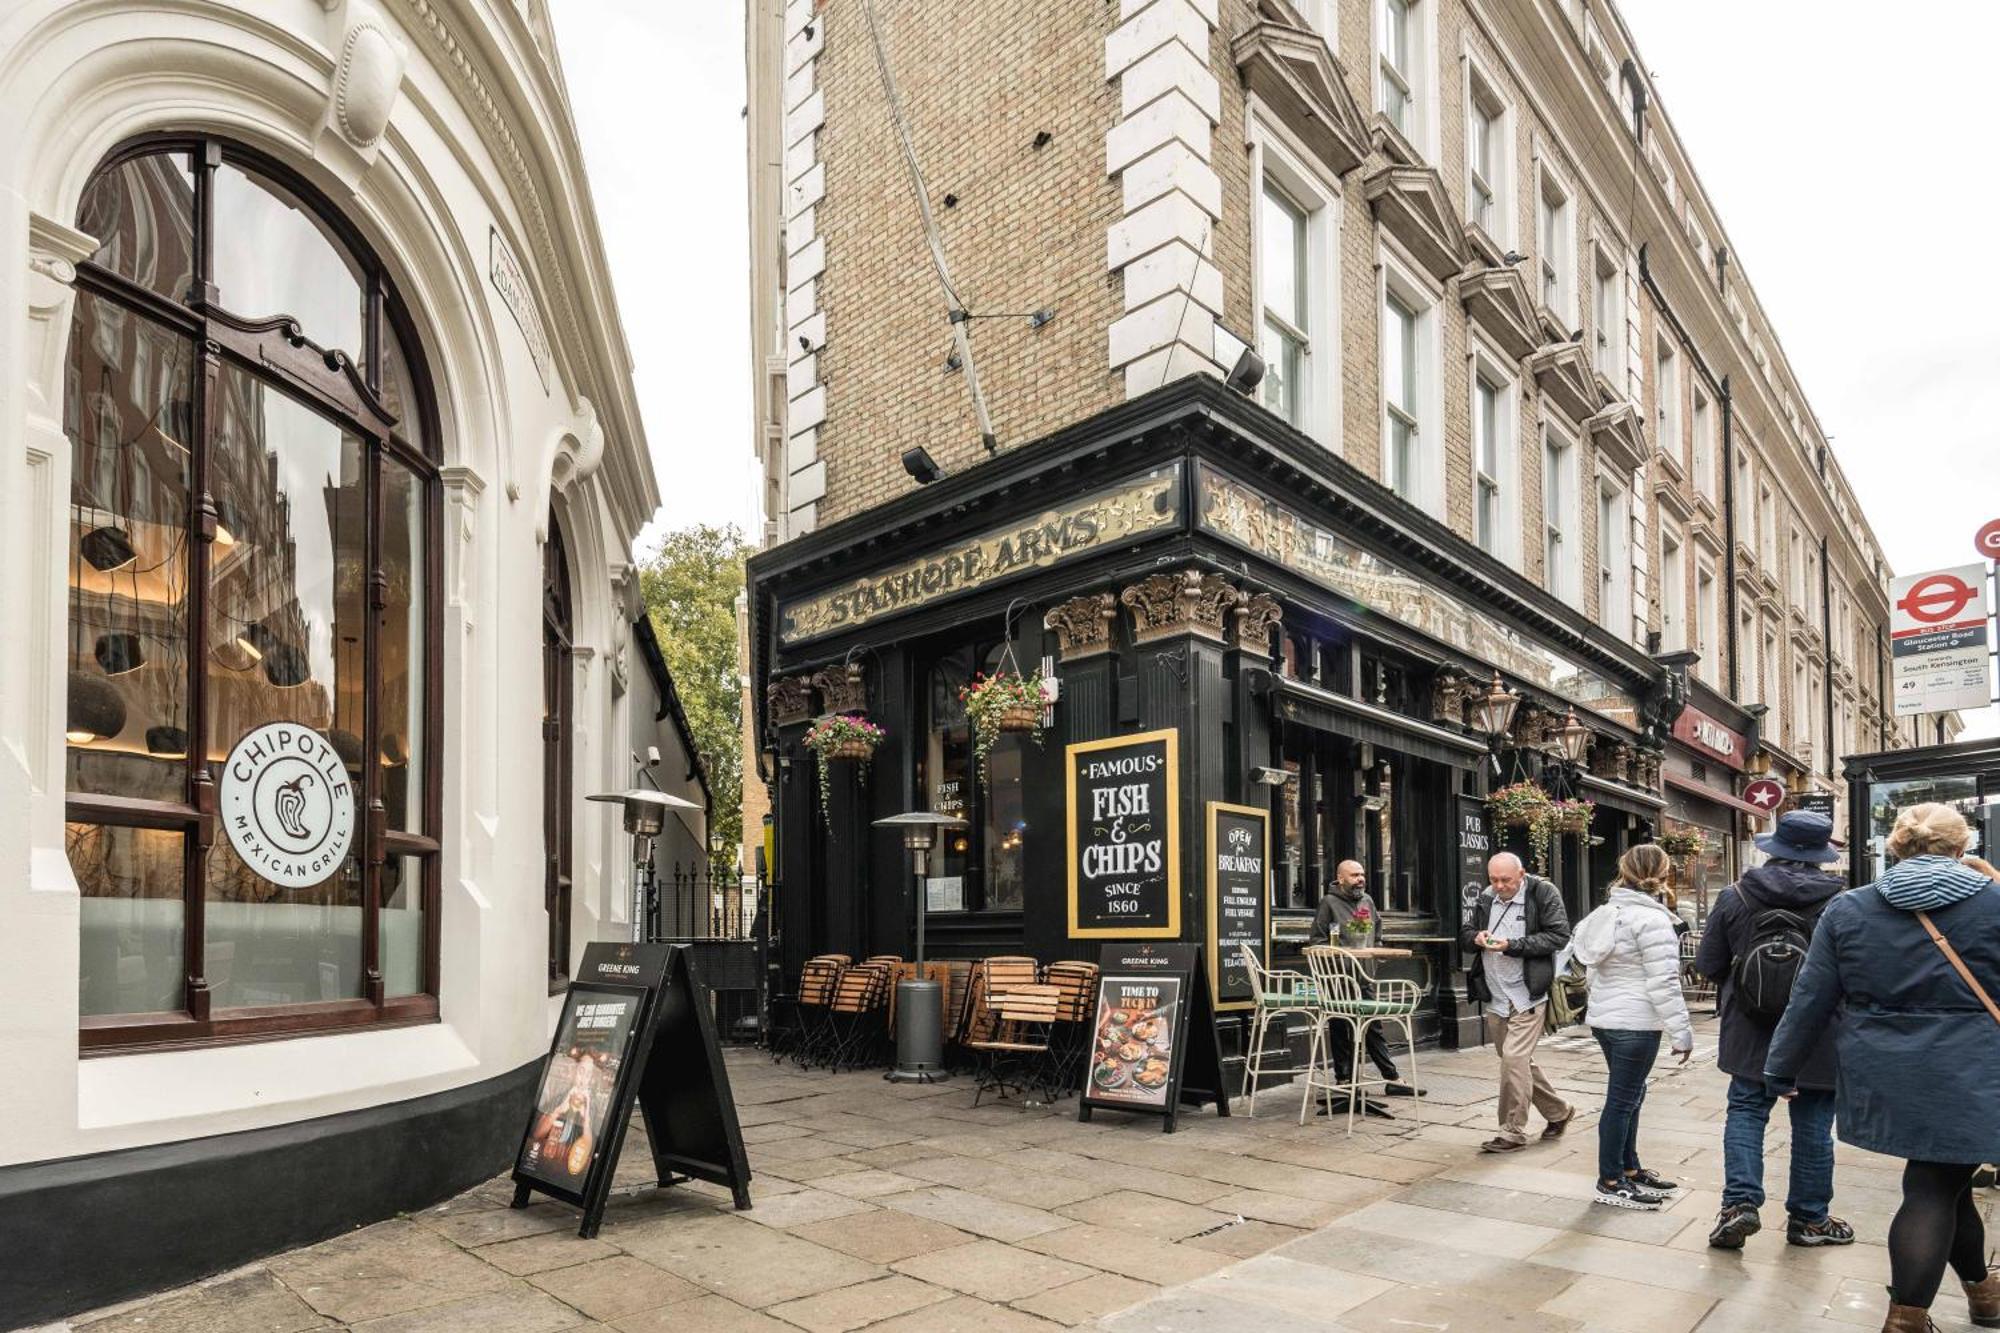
[1311,860,1420,1099]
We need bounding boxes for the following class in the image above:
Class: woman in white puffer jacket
[1572,843,1696,1210]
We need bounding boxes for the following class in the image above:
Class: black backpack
[1729,883,1819,1023]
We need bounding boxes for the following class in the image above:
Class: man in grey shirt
[1309,860,1418,1097]
[1461,852,1575,1152]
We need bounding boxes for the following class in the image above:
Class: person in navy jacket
[1765,803,2000,1333]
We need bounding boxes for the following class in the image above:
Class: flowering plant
[801,714,885,826]
[1548,798,1596,834]
[958,670,1047,788]
[1339,901,1374,945]
[1486,782,1552,828]
[1658,826,1708,861]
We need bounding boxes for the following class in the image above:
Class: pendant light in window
[66,670,126,745]
[94,631,145,675]
[79,524,137,573]
[145,725,189,759]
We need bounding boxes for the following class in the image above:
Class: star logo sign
[1743,778,1786,812]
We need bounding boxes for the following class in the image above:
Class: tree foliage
[638,524,750,861]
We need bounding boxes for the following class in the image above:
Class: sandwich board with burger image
[510,942,753,1237]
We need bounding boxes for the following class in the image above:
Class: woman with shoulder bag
[1571,843,1696,1211]
[1766,803,2000,1333]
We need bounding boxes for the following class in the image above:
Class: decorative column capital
[811,663,868,715]
[767,675,817,727]
[1120,568,1238,645]
[1431,666,1471,729]
[1230,591,1283,655]
[1044,592,1118,662]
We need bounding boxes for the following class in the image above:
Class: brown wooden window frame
[69,134,444,1054]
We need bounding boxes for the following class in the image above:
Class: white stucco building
[0,2,676,1321]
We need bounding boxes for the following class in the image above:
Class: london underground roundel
[219,722,357,888]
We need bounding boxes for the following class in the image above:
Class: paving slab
[525,1255,704,1321]
[892,1237,1097,1302]
[877,1186,1071,1242]
[75,1269,333,1333]
[762,1274,953,1332]
[1009,1274,1159,1326]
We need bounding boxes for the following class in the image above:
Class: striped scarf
[1874,855,1995,912]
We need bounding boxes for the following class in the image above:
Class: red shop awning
[1664,772,1771,821]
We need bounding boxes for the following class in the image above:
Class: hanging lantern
[1555,706,1592,766]
[1472,671,1519,740]
[94,632,145,675]
[65,670,126,745]
[79,526,136,573]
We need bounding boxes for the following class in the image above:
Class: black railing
[645,863,764,1045]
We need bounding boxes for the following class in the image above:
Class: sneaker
[1708,1203,1762,1249]
[1479,1136,1527,1153]
[1627,1167,1681,1193]
[1786,1215,1856,1247]
[1594,1178,1666,1211]
[1382,1082,1427,1097]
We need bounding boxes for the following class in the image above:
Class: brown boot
[1882,1303,1934,1333]
[1965,1265,2000,1327]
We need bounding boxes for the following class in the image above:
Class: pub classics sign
[1067,729,1180,939]
[778,466,1182,647]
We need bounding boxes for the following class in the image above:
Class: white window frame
[1740,605,1760,704]
[1660,521,1686,652]
[1535,157,1576,327]
[1789,521,1808,605]
[1764,622,1781,719]
[1248,113,1342,449]
[1758,481,1777,567]
[1590,240,1624,383]
[1375,0,1438,158]
[1691,382,1716,500]
[1463,55,1514,248]
[1297,0,1337,46]
[1695,556,1720,686]
[1792,654,1810,751]
[1468,338,1520,566]
[1541,417,1581,599]
[1596,472,1631,637]
[1654,334,1681,462]
[1734,450,1754,550]
[1378,243,1444,517]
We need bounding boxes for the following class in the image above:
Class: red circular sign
[1897,573,1979,626]
[1978,520,2000,561]
[1742,777,1786,814]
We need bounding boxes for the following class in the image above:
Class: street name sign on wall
[1066,729,1180,938]
[1204,802,1269,1012]
[1890,563,1991,717]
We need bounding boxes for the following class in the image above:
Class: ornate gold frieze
[1121,569,1240,645]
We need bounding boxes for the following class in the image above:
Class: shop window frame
[916,640,1033,918]
[66,134,443,1053]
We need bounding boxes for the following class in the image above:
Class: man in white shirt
[1462,852,1575,1152]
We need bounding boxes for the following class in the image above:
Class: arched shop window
[543,516,574,986]
[64,137,441,1048]
[918,643,1029,914]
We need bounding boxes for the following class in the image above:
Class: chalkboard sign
[1455,795,1494,916]
[1066,728,1180,938]
[511,942,753,1237]
[1078,943,1229,1132]
[1205,801,1269,1012]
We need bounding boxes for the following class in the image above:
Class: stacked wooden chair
[826,959,895,1070]
[789,955,849,1069]
[1041,960,1101,1098]
[966,982,1061,1107]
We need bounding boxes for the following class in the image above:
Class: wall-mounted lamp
[1249,765,1291,787]
[901,446,944,485]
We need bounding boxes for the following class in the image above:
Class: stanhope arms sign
[776,466,1182,646]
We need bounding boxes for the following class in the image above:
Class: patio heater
[874,810,967,1083]
[588,787,701,942]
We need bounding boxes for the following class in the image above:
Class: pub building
[1659,677,1761,920]
[748,376,1684,1059]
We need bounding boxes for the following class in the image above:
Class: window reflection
[212,164,366,361]
[923,658,973,907]
[71,823,184,1016]
[63,289,193,803]
[382,463,425,830]
[76,153,194,301]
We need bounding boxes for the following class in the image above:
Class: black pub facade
[747,378,1684,1052]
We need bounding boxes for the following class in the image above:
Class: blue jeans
[1594,1028,1661,1185]
[1723,1075,1835,1222]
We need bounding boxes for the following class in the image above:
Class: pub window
[918,643,1030,914]
[65,137,441,1049]
[544,517,575,985]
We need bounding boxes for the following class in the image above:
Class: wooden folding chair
[967,983,1060,1108]
[794,956,846,1069]
[1042,961,1100,1097]
[827,962,893,1070]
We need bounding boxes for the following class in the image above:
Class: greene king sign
[219,723,357,888]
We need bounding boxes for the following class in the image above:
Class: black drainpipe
[1720,375,1739,698]
[1715,244,1729,296]
[1820,535,1834,780]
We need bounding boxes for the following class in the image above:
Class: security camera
[1225,346,1267,395]
[644,746,662,767]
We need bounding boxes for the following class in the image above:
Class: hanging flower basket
[959,670,1049,789]
[1486,781,1552,829]
[1549,798,1596,835]
[1659,827,1708,861]
[802,714,886,828]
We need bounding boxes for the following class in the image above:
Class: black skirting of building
[747,377,1684,1067]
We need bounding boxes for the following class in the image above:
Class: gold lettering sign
[1194,463,1640,719]
[778,466,1183,647]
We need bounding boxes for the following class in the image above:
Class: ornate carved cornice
[1044,592,1118,662]
[1120,568,1239,645]
[1526,342,1601,424]
[811,663,868,715]
[1231,1,1372,177]
[1362,164,1467,282]
[1231,591,1284,655]
[767,675,816,727]
[1459,264,1541,361]
[1431,666,1472,730]
[1587,400,1648,474]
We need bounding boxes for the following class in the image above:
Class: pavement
[43,1016,2000,1333]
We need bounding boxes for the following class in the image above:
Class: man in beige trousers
[1461,852,1576,1152]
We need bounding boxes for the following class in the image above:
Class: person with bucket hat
[1694,809,1855,1250]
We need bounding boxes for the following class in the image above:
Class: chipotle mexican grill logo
[219,723,355,888]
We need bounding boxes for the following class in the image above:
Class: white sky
[1620,0,2000,738]
[550,0,1999,739]
[548,0,759,550]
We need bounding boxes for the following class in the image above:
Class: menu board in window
[1205,802,1269,1012]
[1066,729,1180,938]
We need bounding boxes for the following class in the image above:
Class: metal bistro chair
[1238,941,1320,1117]
[793,956,847,1069]
[1300,946,1423,1136]
[1042,960,1100,1098]
[967,983,1061,1107]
